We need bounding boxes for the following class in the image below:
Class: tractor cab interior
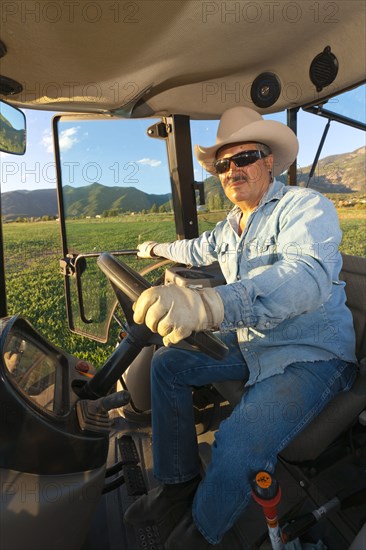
[0,1,365,549]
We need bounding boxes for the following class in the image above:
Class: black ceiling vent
[310,46,338,92]
[251,72,281,108]
[0,75,23,96]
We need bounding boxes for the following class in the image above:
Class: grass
[2,207,365,367]
[337,208,366,257]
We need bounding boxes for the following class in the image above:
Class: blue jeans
[150,333,357,544]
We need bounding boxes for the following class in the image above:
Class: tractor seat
[214,254,366,463]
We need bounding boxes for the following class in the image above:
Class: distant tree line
[14,215,58,222]
[101,202,172,217]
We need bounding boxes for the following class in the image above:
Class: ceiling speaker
[250,72,281,108]
[310,46,338,92]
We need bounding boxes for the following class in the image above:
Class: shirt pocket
[215,242,234,281]
[245,236,278,269]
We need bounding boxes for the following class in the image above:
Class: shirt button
[244,347,249,352]
[238,321,244,327]
[265,322,270,327]
[236,275,241,280]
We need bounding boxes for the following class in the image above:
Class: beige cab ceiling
[0,0,365,117]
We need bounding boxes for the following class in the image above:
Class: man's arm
[137,227,222,266]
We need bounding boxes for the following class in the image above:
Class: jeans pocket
[328,360,358,397]
[339,361,358,392]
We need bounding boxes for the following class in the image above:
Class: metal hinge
[60,254,87,278]
[146,121,170,139]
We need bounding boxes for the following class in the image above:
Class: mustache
[226,175,248,184]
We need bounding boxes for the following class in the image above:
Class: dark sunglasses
[214,150,267,174]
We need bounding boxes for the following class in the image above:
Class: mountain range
[1,146,364,221]
[1,183,171,221]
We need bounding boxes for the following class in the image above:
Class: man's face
[216,142,273,210]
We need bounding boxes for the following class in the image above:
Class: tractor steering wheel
[78,253,227,400]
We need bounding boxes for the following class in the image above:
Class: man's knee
[151,346,185,383]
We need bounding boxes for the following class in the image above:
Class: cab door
[54,115,197,341]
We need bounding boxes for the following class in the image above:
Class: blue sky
[1,85,364,195]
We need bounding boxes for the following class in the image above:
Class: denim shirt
[154,179,357,386]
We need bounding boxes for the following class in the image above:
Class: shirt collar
[259,178,286,205]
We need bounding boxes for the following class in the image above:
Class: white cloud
[59,126,80,152]
[42,126,80,153]
[41,130,54,153]
[136,157,162,168]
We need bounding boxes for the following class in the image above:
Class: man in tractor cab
[124,107,358,549]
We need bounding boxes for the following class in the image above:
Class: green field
[2,208,365,368]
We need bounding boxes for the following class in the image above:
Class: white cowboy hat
[194,107,299,177]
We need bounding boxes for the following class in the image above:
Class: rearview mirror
[0,100,26,155]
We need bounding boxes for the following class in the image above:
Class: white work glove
[137,241,158,259]
[133,284,224,346]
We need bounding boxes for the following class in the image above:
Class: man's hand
[133,285,224,346]
[137,241,158,259]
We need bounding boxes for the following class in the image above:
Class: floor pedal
[118,434,140,465]
[135,524,164,550]
[123,464,147,496]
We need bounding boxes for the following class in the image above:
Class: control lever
[97,391,131,412]
[251,471,284,550]
[77,390,131,433]
[281,485,366,542]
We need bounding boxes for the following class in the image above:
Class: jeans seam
[171,378,180,480]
